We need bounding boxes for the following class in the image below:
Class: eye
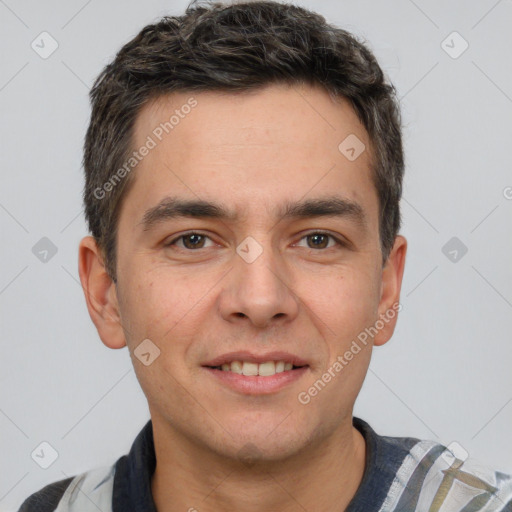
[165,232,215,250]
[296,231,344,250]
[165,231,345,251]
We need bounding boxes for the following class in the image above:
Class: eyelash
[165,231,346,251]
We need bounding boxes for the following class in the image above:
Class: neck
[150,417,367,512]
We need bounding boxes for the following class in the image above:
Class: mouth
[202,352,309,394]
[206,360,306,376]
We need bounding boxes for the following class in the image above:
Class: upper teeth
[220,361,294,376]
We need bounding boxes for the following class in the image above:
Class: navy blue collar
[112,417,417,511]
[112,420,158,512]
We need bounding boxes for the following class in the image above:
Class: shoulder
[352,418,512,512]
[17,476,74,512]
[381,438,512,512]
[17,464,117,512]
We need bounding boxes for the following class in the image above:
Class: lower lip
[204,367,309,395]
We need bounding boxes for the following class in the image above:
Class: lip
[202,350,309,367]
[204,366,309,395]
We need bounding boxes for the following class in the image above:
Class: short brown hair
[83,0,404,281]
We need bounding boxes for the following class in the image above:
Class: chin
[209,419,312,463]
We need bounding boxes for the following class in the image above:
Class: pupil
[310,234,327,249]
[185,234,203,249]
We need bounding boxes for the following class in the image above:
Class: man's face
[102,84,404,460]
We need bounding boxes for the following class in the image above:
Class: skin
[79,83,407,512]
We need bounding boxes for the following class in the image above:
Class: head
[79,0,406,462]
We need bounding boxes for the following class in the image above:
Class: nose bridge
[221,234,298,327]
[240,241,282,295]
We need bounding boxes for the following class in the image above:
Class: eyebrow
[139,195,367,231]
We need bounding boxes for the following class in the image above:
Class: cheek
[121,273,205,402]
[304,267,380,339]
[120,270,217,371]
[119,272,181,347]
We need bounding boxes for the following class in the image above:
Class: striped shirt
[18,417,512,511]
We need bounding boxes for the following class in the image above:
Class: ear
[373,235,407,347]
[78,236,126,349]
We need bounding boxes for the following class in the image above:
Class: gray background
[1,0,511,510]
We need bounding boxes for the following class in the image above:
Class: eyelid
[165,230,347,250]
[165,231,217,248]
[294,230,347,249]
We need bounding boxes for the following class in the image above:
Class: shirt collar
[112,416,414,511]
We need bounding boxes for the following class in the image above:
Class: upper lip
[202,351,309,367]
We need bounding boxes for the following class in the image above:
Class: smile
[204,364,309,395]
[209,360,304,376]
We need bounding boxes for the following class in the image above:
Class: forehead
[123,83,378,228]
[135,83,369,157]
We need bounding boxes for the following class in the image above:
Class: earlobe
[78,236,127,349]
[373,235,407,347]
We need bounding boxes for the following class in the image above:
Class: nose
[218,241,300,329]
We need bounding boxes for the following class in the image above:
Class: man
[18,1,512,511]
